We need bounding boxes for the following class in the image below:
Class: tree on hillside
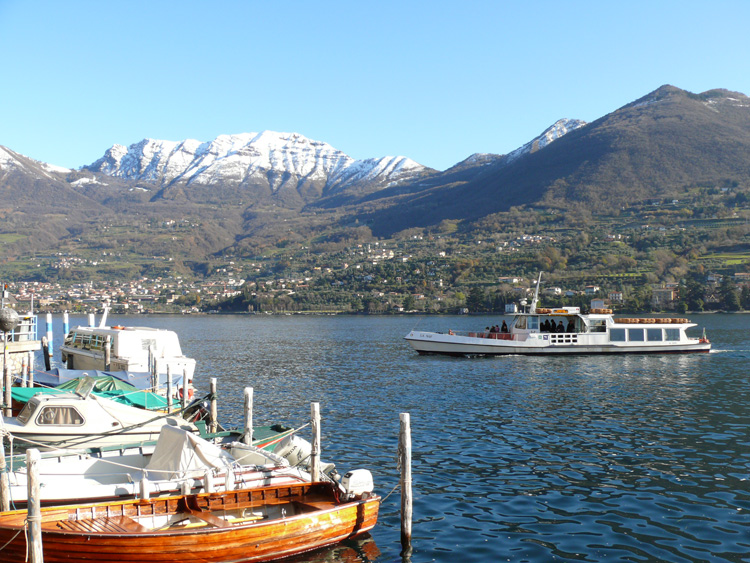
[466,286,486,312]
[719,276,740,311]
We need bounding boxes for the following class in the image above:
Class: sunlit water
[47,313,750,562]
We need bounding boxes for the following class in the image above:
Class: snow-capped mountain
[505,118,587,162]
[0,146,70,179]
[86,132,427,199]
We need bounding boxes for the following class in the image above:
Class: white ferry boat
[60,312,196,381]
[405,275,711,356]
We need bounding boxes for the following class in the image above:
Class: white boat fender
[341,469,374,500]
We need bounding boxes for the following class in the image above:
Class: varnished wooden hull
[0,482,380,563]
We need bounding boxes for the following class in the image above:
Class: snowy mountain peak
[0,146,71,179]
[85,131,426,197]
[506,118,587,162]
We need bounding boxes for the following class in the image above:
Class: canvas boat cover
[11,377,168,411]
[144,425,235,480]
[31,368,184,392]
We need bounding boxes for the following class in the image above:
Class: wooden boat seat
[56,515,150,534]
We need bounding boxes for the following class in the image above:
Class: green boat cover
[11,376,168,410]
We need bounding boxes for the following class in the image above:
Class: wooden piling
[310,402,321,482]
[400,412,413,556]
[41,335,51,371]
[28,351,34,387]
[104,335,111,371]
[3,353,11,418]
[166,365,173,413]
[0,432,9,512]
[27,448,44,563]
[209,378,218,434]
[21,354,27,387]
[181,368,188,412]
[242,387,253,445]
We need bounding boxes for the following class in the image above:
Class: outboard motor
[274,434,336,477]
[341,469,374,500]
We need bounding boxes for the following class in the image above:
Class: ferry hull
[405,331,711,356]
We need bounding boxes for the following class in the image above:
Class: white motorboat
[405,273,711,356]
[3,425,334,506]
[60,311,196,384]
[0,377,198,450]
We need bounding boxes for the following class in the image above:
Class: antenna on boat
[530,272,543,314]
[98,305,109,328]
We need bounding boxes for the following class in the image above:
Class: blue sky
[2,1,749,171]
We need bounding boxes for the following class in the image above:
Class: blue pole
[45,312,53,355]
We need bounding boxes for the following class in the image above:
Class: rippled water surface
[57,313,750,562]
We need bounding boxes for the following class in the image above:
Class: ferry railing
[443,330,518,341]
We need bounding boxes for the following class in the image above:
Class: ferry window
[647,329,663,342]
[528,316,539,331]
[37,406,84,426]
[609,328,626,342]
[665,328,680,341]
[628,328,645,342]
[516,316,527,330]
[589,320,606,333]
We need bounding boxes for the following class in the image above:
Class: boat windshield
[16,398,39,425]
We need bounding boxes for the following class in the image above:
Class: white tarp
[144,425,234,480]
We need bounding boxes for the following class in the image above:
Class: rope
[379,481,401,503]
[0,526,23,553]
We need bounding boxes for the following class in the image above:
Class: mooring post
[400,412,413,556]
[27,448,43,563]
[209,377,218,434]
[3,353,11,418]
[104,335,111,371]
[21,354,27,388]
[41,335,51,371]
[151,355,158,394]
[28,351,34,387]
[62,310,69,337]
[0,429,10,512]
[181,368,188,412]
[311,402,321,482]
[45,312,53,355]
[242,387,253,445]
[166,365,173,412]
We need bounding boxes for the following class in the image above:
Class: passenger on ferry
[541,319,548,332]
[557,320,565,332]
[567,319,575,332]
[501,321,508,333]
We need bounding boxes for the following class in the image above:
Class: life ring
[112,325,124,330]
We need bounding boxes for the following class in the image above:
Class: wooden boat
[0,482,380,563]
[406,272,711,356]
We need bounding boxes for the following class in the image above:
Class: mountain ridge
[2,84,749,265]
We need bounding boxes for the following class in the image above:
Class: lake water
[46,313,750,562]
